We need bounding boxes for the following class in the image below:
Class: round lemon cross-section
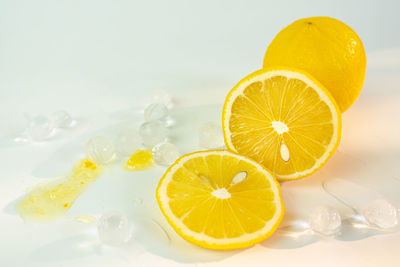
[222,68,341,180]
[156,150,284,250]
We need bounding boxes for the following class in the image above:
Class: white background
[1,0,400,266]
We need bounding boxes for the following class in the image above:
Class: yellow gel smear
[124,149,153,171]
[16,159,101,221]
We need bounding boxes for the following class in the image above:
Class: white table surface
[1,1,400,266]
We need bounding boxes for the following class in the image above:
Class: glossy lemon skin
[263,16,366,112]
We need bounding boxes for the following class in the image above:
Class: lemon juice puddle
[16,159,101,221]
[124,149,153,171]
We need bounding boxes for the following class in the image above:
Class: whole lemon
[263,16,366,112]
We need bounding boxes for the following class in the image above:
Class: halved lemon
[222,68,341,181]
[156,150,284,250]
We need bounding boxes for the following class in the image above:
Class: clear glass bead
[361,199,399,229]
[27,115,54,142]
[144,103,168,122]
[139,121,168,147]
[85,136,115,165]
[114,129,142,157]
[51,110,74,128]
[97,211,132,246]
[152,142,180,166]
[151,89,173,108]
[309,206,341,235]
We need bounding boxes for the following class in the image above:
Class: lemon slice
[222,68,341,181]
[156,150,284,250]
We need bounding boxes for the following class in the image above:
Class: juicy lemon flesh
[263,16,366,112]
[157,151,283,250]
[224,69,340,180]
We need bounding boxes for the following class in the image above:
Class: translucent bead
[114,129,142,157]
[151,89,173,108]
[361,199,399,229]
[199,122,224,149]
[51,110,74,128]
[27,115,54,142]
[85,136,115,165]
[309,206,341,235]
[144,103,168,122]
[97,211,132,246]
[152,142,180,166]
[139,121,168,147]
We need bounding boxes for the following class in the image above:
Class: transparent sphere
[51,110,73,128]
[97,211,132,246]
[362,199,399,229]
[152,142,180,166]
[144,103,168,122]
[151,89,173,108]
[85,136,115,165]
[139,121,168,147]
[27,115,54,142]
[114,129,142,157]
[309,206,341,235]
[199,122,224,149]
